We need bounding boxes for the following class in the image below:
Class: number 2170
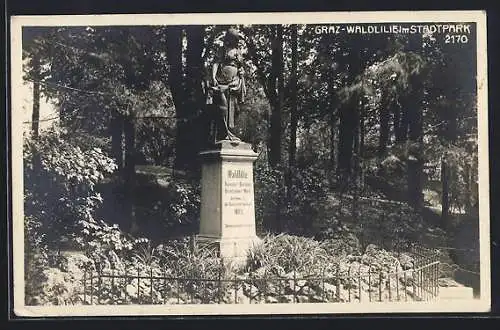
[445,34,469,44]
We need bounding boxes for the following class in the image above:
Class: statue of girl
[206,28,246,143]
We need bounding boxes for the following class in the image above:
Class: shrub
[25,216,91,306]
[163,181,201,230]
[130,179,201,239]
[23,127,118,247]
[254,160,329,234]
[84,237,233,304]
[254,162,283,232]
[80,221,136,265]
[24,216,49,305]
[354,201,425,250]
[23,127,124,305]
[135,118,175,166]
[245,234,338,276]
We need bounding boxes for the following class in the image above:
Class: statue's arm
[212,63,219,86]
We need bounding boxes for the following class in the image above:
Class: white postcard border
[10,10,490,316]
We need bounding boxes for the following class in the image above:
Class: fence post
[137,265,141,303]
[293,270,297,303]
[379,271,383,302]
[388,272,392,302]
[368,265,372,302]
[249,271,253,304]
[162,268,166,304]
[420,257,424,300]
[97,263,102,304]
[436,259,440,299]
[318,268,323,302]
[124,267,128,304]
[419,256,423,300]
[412,262,417,301]
[234,273,238,303]
[111,265,115,305]
[424,258,428,301]
[218,263,222,304]
[335,265,340,302]
[150,267,154,304]
[263,269,267,303]
[278,272,283,302]
[83,268,87,305]
[177,277,180,304]
[427,256,434,300]
[395,269,399,301]
[358,264,362,302]
[90,266,94,305]
[403,270,407,302]
[347,267,351,303]
[190,269,194,303]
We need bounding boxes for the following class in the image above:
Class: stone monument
[197,28,259,265]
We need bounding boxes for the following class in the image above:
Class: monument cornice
[199,144,258,163]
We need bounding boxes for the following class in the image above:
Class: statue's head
[223,28,240,48]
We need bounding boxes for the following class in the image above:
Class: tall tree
[165,26,187,172]
[441,153,450,228]
[268,25,284,169]
[110,111,124,170]
[405,35,426,210]
[184,26,206,168]
[165,25,207,175]
[337,91,359,184]
[31,54,41,138]
[378,92,390,157]
[288,25,298,172]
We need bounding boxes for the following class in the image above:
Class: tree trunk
[165,25,206,176]
[287,25,298,199]
[185,25,206,160]
[441,155,450,228]
[351,95,365,217]
[123,116,137,234]
[31,54,40,138]
[269,25,284,169]
[351,102,361,218]
[393,100,401,141]
[110,112,124,170]
[379,94,390,157]
[166,26,189,174]
[123,116,136,183]
[329,113,337,174]
[359,100,365,189]
[337,96,357,185]
[464,160,473,213]
[327,74,338,176]
[288,25,298,172]
[337,41,362,186]
[395,98,408,143]
[406,78,424,210]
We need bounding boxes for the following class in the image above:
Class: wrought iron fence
[81,245,440,305]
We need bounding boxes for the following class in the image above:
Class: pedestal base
[196,235,261,267]
[198,141,260,266]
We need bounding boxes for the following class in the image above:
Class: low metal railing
[81,246,439,305]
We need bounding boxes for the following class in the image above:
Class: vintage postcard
[9,11,489,316]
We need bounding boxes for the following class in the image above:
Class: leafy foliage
[24,216,49,305]
[162,182,201,230]
[24,127,118,246]
[245,234,337,276]
[254,158,329,234]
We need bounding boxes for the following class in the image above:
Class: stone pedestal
[197,141,260,265]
